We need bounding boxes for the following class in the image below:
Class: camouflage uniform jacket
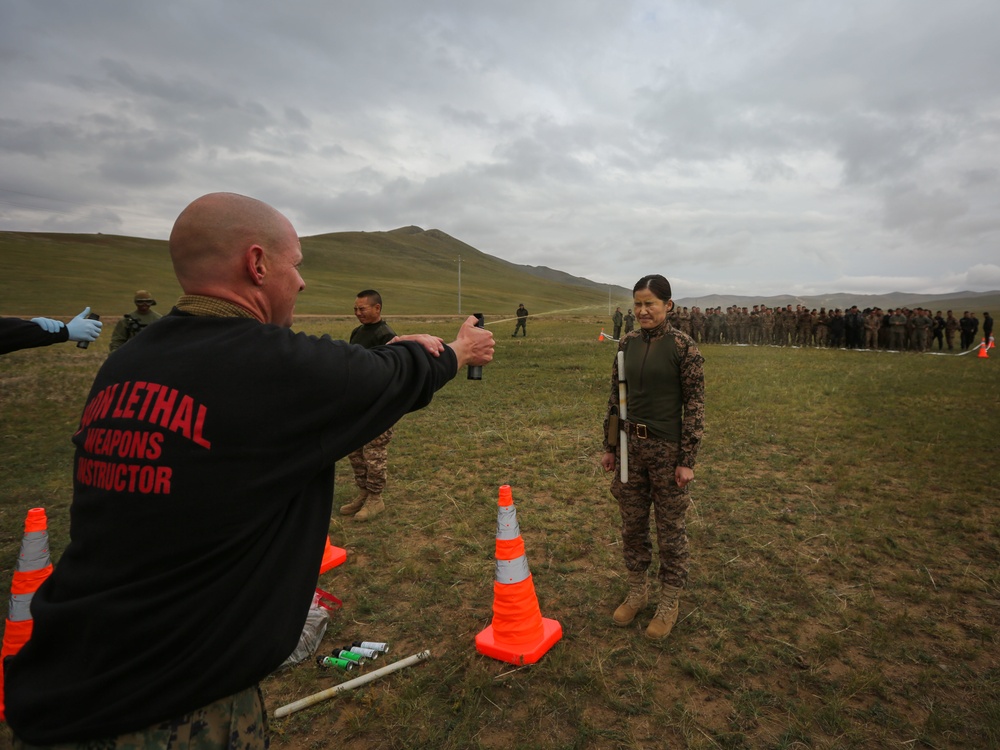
[109,309,163,352]
[602,322,705,469]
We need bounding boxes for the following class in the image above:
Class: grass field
[1,316,998,749]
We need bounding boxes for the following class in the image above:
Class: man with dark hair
[983,312,994,348]
[827,309,845,348]
[960,311,975,350]
[889,308,908,351]
[863,308,881,350]
[844,305,863,349]
[945,310,959,351]
[4,192,494,747]
[340,289,397,521]
[911,307,932,353]
[931,311,946,351]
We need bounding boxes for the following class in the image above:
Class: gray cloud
[1,0,998,297]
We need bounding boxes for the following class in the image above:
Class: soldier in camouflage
[109,290,162,352]
[690,306,705,344]
[340,290,398,521]
[601,274,705,642]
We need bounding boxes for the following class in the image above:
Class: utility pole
[457,255,462,315]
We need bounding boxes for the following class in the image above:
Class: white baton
[617,350,628,483]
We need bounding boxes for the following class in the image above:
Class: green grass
[1,318,998,749]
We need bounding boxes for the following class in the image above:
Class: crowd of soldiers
[666,304,991,352]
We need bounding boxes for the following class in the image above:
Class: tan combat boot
[353,492,385,521]
[339,490,368,516]
[645,584,682,640]
[612,570,649,627]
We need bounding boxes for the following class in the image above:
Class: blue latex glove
[66,307,103,343]
[30,316,65,334]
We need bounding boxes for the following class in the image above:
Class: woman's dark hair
[632,274,672,302]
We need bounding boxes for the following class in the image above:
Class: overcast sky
[3,1,999,297]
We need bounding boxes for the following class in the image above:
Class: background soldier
[911,308,932,352]
[779,305,796,346]
[512,303,529,337]
[760,306,774,345]
[931,311,946,351]
[109,290,161,352]
[691,306,705,343]
[341,289,397,521]
[815,308,829,348]
[945,310,959,351]
[889,309,908,351]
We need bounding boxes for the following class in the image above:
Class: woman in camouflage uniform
[601,274,705,641]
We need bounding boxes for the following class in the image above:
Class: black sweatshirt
[5,309,457,742]
[0,317,70,355]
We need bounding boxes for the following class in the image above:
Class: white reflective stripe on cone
[7,593,34,622]
[495,505,520,540]
[495,555,531,585]
[17,532,49,571]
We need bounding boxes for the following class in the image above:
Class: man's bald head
[170,193,293,286]
[169,193,304,325]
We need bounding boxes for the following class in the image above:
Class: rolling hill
[0,228,630,319]
[3,228,996,319]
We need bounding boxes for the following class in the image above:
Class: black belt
[623,421,650,439]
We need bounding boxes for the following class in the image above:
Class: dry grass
[1,317,998,749]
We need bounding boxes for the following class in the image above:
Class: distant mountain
[407,227,630,297]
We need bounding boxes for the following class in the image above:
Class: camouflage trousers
[610,435,691,588]
[348,427,393,494]
[13,684,269,750]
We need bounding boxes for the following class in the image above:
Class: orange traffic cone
[599,329,605,342]
[989,335,995,350]
[0,508,54,720]
[978,340,989,359]
[475,486,561,665]
[320,536,347,574]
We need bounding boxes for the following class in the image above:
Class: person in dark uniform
[931,311,946,351]
[512,304,529,337]
[960,311,974,350]
[612,306,623,339]
[601,274,705,641]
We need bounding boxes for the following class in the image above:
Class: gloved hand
[66,307,103,343]
[30,317,65,334]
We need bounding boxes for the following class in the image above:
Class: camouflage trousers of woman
[13,684,269,750]
[610,435,691,589]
